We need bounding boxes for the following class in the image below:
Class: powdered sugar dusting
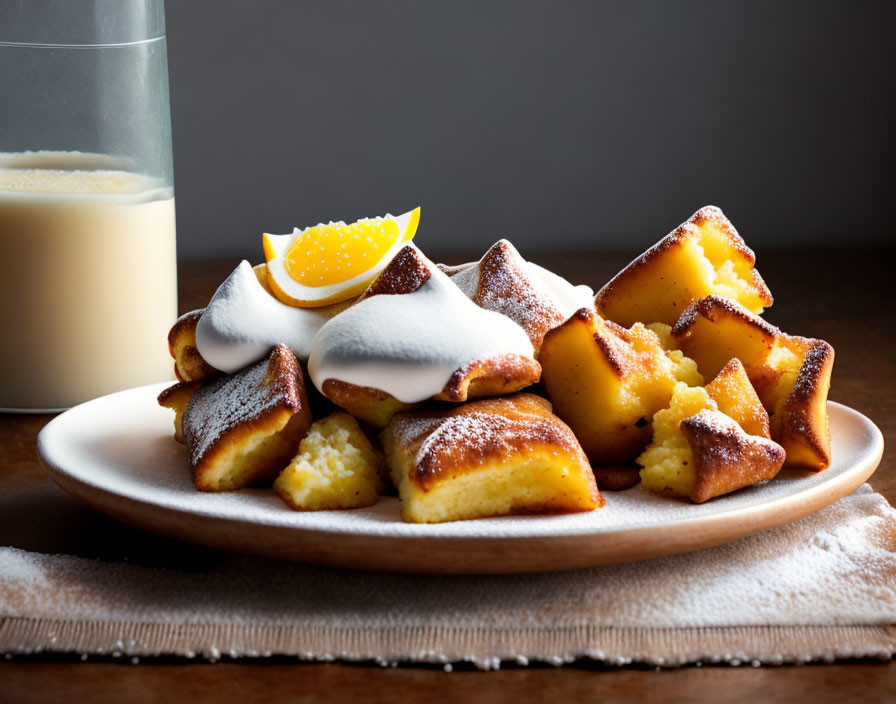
[2,484,894,645]
[359,244,431,299]
[183,346,300,468]
[684,409,783,464]
[789,340,834,403]
[196,261,344,373]
[308,247,535,404]
[447,240,593,350]
[386,396,584,487]
[681,409,786,500]
[419,412,557,477]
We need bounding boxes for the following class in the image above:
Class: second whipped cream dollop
[451,255,594,320]
[195,261,345,373]
[307,259,535,404]
[524,263,595,317]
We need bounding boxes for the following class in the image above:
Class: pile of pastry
[159,206,833,523]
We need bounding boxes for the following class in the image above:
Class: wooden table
[1,249,893,703]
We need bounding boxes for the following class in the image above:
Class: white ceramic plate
[38,382,884,574]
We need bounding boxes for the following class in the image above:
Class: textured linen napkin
[1,484,895,669]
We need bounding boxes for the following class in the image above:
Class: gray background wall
[165,0,894,259]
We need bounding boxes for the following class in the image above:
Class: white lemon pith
[264,207,420,307]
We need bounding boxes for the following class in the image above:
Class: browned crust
[669,295,834,469]
[547,307,630,379]
[595,206,772,316]
[709,357,744,383]
[592,322,630,378]
[786,339,835,406]
[359,245,431,300]
[436,261,475,277]
[174,346,214,383]
[182,345,311,489]
[591,464,642,491]
[681,410,786,504]
[157,379,202,407]
[384,394,601,510]
[467,239,569,352]
[435,353,542,402]
[541,307,685,463]
[319,378,418,429]
[779,339,835,470]
[167,309,203,351]
[192,410,306,491]
[322,379,399,405]
[167,308,219,382]
[591,311,643,380]
[157,380,203,444]
[319,352,541,427]
[671,295,779,341]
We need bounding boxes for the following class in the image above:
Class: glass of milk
[0,0,177,411]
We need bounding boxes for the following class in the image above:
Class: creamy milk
[0,152,177,410]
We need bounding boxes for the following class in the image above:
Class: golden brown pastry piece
[637,384,785,503]
[274,412,386,511]
[178,344,312,491]
[166,264,272,383]
[317,245,542,429]
[317,381,415,431]
[672,295,834,469]
[380,394,602,523]
[704,358,771,439]
[441,239,585,355]
[167,309,218,382]
[682,410,786,503]
[157,380,202,444]
[595,206,773,327]
[539,308,703,462]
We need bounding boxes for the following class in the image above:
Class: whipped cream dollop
[195,261,344,373]
[526,263,595,317]
[450,253,594,322]
[307,256,535,404]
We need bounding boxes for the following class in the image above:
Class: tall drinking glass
[0,0,177,411]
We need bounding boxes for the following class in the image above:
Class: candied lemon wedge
[263,208,420,307]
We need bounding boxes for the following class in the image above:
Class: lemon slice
[263,208,420,307]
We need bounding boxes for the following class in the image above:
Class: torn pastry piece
[168,309,218,382]
[308,245,541,429]
[381,394,602,524]
[442,239,594,355]
[315,382,414,432]
[166,265,274,383]
[274,412,386,510]
[595,205,773,327]
[637,383,785,503]
[680,411,785,502]
[539,308,703,462]
[672,295,834,469]
[179,344,312,491]
[157,380,202,443]
[704,358,771,439]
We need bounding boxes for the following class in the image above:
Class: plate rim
[36,382,885,572]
